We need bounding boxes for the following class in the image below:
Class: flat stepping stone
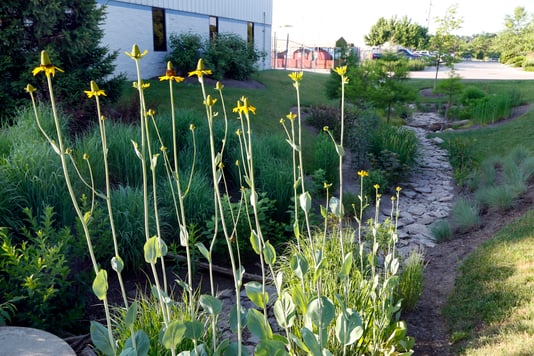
[0,326,75,356]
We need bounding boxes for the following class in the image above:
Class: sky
[272,0,534,48]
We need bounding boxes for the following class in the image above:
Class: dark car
[397,48,420,60]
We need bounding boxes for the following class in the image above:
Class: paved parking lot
[409,61,534,80]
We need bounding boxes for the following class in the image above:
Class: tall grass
[451,197,480,233]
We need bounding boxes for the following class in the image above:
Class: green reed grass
[451,197,480,233]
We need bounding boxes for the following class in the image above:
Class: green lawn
[139,69,336,133]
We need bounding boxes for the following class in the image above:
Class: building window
[152,7,167,51]
[209,16,218,41]
[247,22,254,45]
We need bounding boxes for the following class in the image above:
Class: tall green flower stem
[279,112,300,251]
[233,97,276,325]
[85,80,138,352]
[28,51,115,353]
[334,66,348,257]
[287,71,313,247]
[189,59,244,354]
[126,45,171,330]
[85,81,129,309]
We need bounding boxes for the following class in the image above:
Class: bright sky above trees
[272,0,534,47]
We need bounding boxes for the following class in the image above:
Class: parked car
[397,48,420,60]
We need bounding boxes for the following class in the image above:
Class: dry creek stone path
[214,111,456,353]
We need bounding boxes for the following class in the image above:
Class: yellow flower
[203,95,217,107]
[279,118,285,125]
[188,59,212,78]
[232,97,256,115]
[125,44,148,60]
[396,186,402,192]
[32,50,64,77]
[189,123,196,131]
[132,81,150,90]
[357,170,369,177]
[65,148,72,155]
[323,182,333,189]
[235,129,242,136]
[215,81,224,91]
[24,84,37,93]
[145,109,156,117]
[288,71,303,82]
[160,145,167,152]
[286,112,297,120]
[374,184,380,190]
[334,65,347,77]
[84,81,107,98]
[159,61,185,83]
[83,153,90,160]
[323,126,329,132]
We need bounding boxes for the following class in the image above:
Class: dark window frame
[247,21,254,45]
[209,16,218,42]
[152,7,167,52]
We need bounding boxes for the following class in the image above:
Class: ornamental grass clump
[26,45,415,355]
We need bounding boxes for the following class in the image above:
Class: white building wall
[98,0,272,79]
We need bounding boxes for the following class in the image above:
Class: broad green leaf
[263,240,276,265]
[184,320,204,340]
[199,294,222,315]
[339,252,353,279]
[293,220,300,239]
[229,304,247,333]
[144,236,167,264]
[162,320,187,350]
[90,321,114,356]
[299,191,311,213]
[291,283,308,315]
[92,269,108,301]
[314,250,324,271]
[247,308,272,340]
[195,242,211,262]
[245,281,268,309]
[290,253,308,280]
[328,196,344,217]
[124,300,138,328]
[124,330,150,356]
[320,205,328,219]
[301,327,322,356]
[289,332,309,353]
[273,291,296,329]
[250,231,261,255]
[307,296,335,329]
[111,256,124,273]
[223,342,250,356]
[119,347,135,356]
[254,339,289,356]
[335,309,363,346]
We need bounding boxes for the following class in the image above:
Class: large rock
[0,326,76,356]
